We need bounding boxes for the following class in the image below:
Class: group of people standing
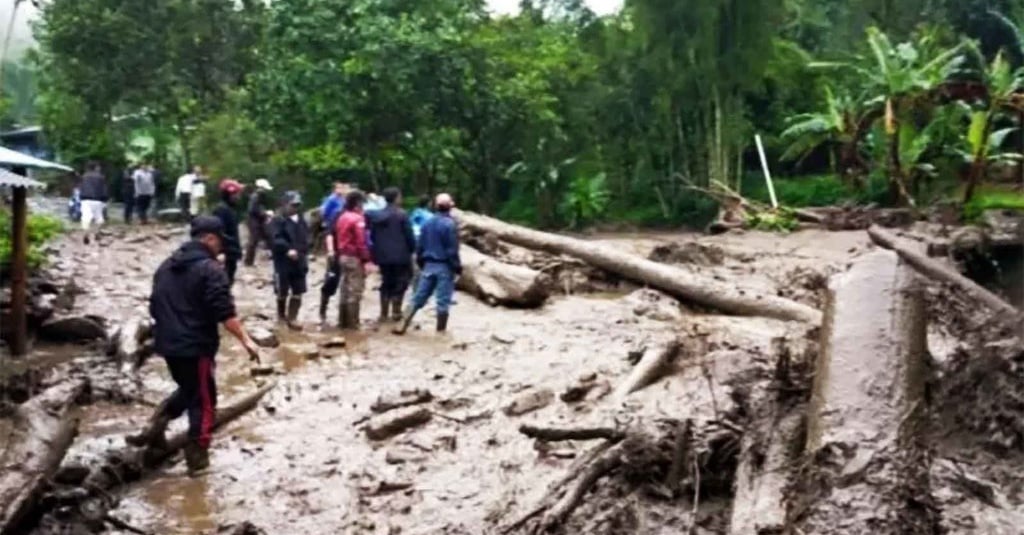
[133,175,462,476]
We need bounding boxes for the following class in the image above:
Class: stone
[365,407,432,440]
[38,315,107,343]
[503,388,554,417]
[249,326,280,348]
[623,289,683,322]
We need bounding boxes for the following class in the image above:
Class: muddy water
[38,223,866,534]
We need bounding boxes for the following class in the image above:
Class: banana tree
[960,48,1024,203]
[779,86,870,186]
[814,27,967,205]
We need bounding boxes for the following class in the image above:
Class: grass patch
[964,187,1024,221]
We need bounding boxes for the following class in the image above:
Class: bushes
[0,211,63,269]
[963,186,1024,221]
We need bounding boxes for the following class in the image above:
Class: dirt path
[35,224,868,534]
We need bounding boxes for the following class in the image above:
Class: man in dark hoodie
[212,179,245,285]
[270,191,310,330]
[79,161,108,244]
[367,187,416,321]
[244,178,275,266]
[129,216,261,475]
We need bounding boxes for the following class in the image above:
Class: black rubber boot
[348,303,361,330]
[379,295,390,322]
[125,404,171,450]
[276,298,287,323]
[393,307,418,335]
[184,441,210,476]
[436,312,449,333]
[390,299,404,322]
[287,297,303,331]
[318,295,329,326]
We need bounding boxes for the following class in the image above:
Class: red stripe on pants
[197,356,214,448]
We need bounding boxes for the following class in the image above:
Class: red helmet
[219,178,244,195]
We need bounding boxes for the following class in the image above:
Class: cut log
[868,225,1022,323]
[458,245,550,308]
[0,379,86,535]
[371,389,433,414]
[364,407,432,440]
[36,382,276,530]
[797,250,929,533]
[614,339,682,400]
[729,412,801,535]
[457,211,821,323]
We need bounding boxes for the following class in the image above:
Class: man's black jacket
[150,241,236,359]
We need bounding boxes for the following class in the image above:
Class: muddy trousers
[243,217,269,266]
[339,256,366,328]
[411,262,454,314]
[178,194,192,221]
[156,356,217,449]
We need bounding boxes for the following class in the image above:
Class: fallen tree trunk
[793,250,931,533]
[0,379,86,535]
[458,245,550,308]
[868,225,1022,323]
[457,212,821,323]
[35,383,275,531]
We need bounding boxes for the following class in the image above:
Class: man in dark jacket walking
[122,165,136,224]
[367,187,415,321]
[212,179,245,285]
[270,191,310,330]
[128,216,261,475]
[244,178,274,266]
[395,193,461,334]
[79,161,108,244]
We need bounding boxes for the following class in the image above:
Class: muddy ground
[4,218,1023,534]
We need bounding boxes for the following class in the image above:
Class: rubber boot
[184,441,210,476]
[393,307,419,335]
[436,312,449,333]
[287,296,303,331]
[390,298,404,322]
[347,303,361,330]
[125,403,171,450]
[318,295,329,327]
[378,295,390,322]
[276,297,287,324]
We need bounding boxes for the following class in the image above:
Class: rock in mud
[282,342,321,360]
[38,315,106,342]
[648,242,726,266]
[371,389,434,413]
[385,447,428,465]
[321,336,347,349]
[249,326,280,348]
[622,289,683,322]
[503,388,555,417]
[365,406,433,440]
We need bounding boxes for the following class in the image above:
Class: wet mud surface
[6,221,1022,534]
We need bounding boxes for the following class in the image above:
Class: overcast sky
[1,0,624,60]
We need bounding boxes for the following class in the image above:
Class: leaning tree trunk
[0,379,86,535]
[458,245,551,308]
[456,211,821,323]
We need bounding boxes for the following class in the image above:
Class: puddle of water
[143,475,218,534]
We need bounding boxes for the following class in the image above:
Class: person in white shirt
[175,165,202,221]
[133,163,156,224]
[190,174,207,216]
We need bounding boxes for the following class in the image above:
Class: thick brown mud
[6,223,1021,534]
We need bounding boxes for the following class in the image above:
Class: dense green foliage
[26,0,1024,227]
[0,211,62,268]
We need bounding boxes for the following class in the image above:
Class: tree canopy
[22,0,1024,226]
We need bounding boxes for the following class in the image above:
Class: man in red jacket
[334,191,376,329]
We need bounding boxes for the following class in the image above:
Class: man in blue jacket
[129,216,261,475]
[394,193,461,334]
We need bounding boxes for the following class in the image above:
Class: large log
[868,225,1022,324]
[796,250,930,533]
[458,245,550,308]
[36,383,276,531]
[0,379,86,535]
[456,212,821,323]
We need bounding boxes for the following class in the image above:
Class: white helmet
[255,178,273,191]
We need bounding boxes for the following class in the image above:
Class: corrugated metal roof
[0,168,46,189]
[0,145,73,172]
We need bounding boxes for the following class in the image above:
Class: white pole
[755,134,778,209]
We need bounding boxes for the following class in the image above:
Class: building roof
[0,145,72,172]
[0,125,42,138]
[0,167,46,189]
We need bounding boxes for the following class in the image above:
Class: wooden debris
[365,407,433,440]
